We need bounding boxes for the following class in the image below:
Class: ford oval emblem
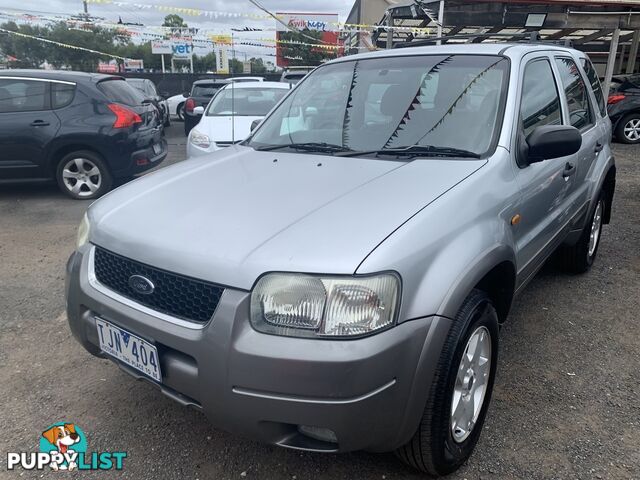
[129,275,155,295]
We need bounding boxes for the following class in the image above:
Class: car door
[511,55,579,287]
[552,55,601,218]
[0,77,61,180]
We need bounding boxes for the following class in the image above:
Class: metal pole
[189,47,194,73]
[626,30,640,74]
[386,12,393,49]
[161,54,165,73]
[437,0,445,45]
[604,28,620,98]
[83,0,88,14]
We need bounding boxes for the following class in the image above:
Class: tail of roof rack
[394,31,573,48]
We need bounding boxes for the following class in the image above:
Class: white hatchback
[186,81,290,157]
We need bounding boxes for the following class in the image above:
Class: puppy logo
[40,423,83,471]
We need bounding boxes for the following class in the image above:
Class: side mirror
[193,106,204,115]
[520,125,582,166]
[250,119,261,132]
[183,91,190,98]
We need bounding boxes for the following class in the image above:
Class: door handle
[30,120,50,127]
[594,142,604,153]
[563,162,576,179]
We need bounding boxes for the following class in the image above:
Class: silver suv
[66,43,616,476]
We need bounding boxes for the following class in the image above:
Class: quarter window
[581,57,606,117]
[52,83,76,109]
[555,57,593,130]
[520,59,562,137]
[0,79,48,113]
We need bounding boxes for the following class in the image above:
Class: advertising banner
[215,45,229,74]
[275,12,340,67]
[151,40,172,55]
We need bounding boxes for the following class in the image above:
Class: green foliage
[249,57,267,74]
[278,29,338,66]
[229,57,243,74]
[192,52,216,73]
[162,15,187,28]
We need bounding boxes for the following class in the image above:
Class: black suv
[183,78,230,135]
[608,74,640,144]
[0,70,167,199]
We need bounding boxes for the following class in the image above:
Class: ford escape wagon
[66,43,616,477]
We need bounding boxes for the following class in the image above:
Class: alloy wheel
[61,157,102,198]
[450,326,492,443]
[588,199,604,258]
[623,118,640,142]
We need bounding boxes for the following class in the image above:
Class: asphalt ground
[0,124,638,479]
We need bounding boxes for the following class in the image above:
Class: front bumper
[65,247,451,453]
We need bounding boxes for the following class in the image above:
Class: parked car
[0,70,167,199]
[280,66,314,84]
[187,81,289,157]
[167,93,187,121]
[183,78,231,135]
[66,44,615,476]
[126,78,170,127]
[607,73,640,144]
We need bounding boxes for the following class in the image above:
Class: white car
[167,93,187,121]
[187,81,290,157]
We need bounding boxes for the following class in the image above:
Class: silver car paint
[66,43,615,453]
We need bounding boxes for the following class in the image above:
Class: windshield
[249,55,509,156]
[206,87,288,116]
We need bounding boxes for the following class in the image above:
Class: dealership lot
[0,125,638,479]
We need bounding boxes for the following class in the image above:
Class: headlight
[190,129,211,148]
[76,213,90,249]
[250,273,400,338]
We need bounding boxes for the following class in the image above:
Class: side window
[51,83,76,109]
[555,57,593,130]
[581,57,606,117]
[0,79,48,113]
[520,59,562,137]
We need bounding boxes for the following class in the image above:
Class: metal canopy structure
[372,0,640,95]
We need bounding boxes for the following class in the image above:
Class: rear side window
[555,57,593,130]
[581,58,606,117]
[52,83,76,109]
[98,79,145,106]
[0,78,48,112]
[520,59,562,136]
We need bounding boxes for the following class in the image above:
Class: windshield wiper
[335,145,481,159]
[254,142,354,154]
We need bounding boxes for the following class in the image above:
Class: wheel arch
[49,144,108,176]
[601,164,616,225]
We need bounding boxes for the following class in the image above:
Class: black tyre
[396,289,499,477]
[55,150,113,200]
[558,191,606,273]
[177,103,185,122]
[164,114,171,128]
[614,113,640,144]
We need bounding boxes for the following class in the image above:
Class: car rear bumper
[65,247,451,453]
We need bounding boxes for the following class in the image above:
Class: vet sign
[172,43,194,58]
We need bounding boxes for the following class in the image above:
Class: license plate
[152,143,162,155]
[96,318,162,382]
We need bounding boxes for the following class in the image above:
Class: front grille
[93,247,224,323]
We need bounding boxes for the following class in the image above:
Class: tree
[192,52,216,73]
[162,14,187,28]
[249,57,267,74]
[229,57,243,74]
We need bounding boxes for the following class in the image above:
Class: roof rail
[394,31,573,48]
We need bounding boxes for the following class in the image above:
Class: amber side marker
[511,214,521,225]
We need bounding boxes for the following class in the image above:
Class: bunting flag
[0,26,131,60]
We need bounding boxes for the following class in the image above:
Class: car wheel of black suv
[396,289,499,477]
[558,191,606,273]
[55,150,113,200]
[177,103,185,121]
[615,113,640,144]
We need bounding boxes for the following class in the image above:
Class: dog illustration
[42,424,80,471]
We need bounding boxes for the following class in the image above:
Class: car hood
[195,115,262,143]
[90,146,486,289]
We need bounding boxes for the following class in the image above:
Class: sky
[0,0,355,61]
